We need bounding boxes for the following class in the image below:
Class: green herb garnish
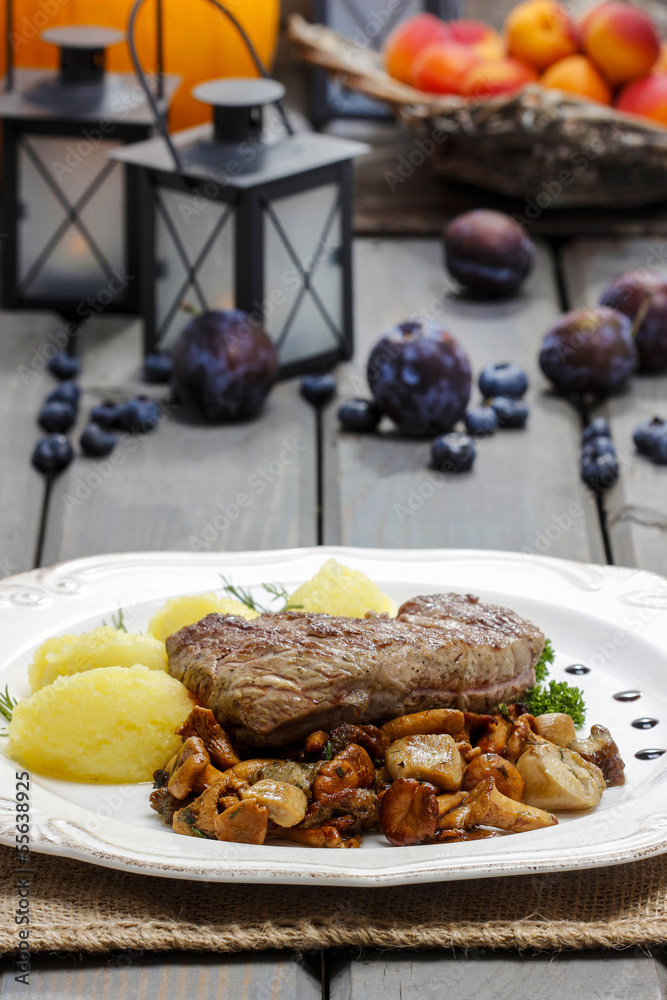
[325,741,334,761]
[102,608,128,632]
[335,766,345,778]
[498,702,511,720]
[0,685,17,733]
[220,576,303,613]
[534,638,555,683]
[524,679,586,727]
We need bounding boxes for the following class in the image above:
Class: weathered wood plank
[0,950,321,999]
[0,310,64,574]
[40,315,317,564]
[561,238,667,573]
[323,238,604,562]
[330,949,667,1000]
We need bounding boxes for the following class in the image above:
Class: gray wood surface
[330,949,667,1000]
[0,311,63,575]
[0,950,321,999]
[40,315,317,564]
[323,238,605,562]
[561,239,667,573]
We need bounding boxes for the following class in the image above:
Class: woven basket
[288,9,667,208]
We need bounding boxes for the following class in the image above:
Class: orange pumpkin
[0,0,280,131]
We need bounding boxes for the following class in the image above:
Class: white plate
[0,547,666,886]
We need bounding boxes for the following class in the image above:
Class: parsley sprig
[523,639,586,727]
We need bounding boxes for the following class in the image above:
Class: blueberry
[582,416,611,443]
[478,362,528,399]
[48,351,80,380]
[649,427,667,465]
[80,423,117,457]
[31,434,74,475]
[464,406,498,437]
[582,436,616,462]
[38,401,76,434]
[338,398,382,433]
[300,373,336,409]
[582,452,619,492]
[431,432,476,472]
[90,400,122,430]
[633,417,665,456]
[143,353,173,384]
[46,382,81,409]
[490,396,529,428]
[116,396,161,433]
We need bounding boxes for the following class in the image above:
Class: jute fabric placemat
[1,847,665,953]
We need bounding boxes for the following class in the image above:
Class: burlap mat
[1,847,666,954]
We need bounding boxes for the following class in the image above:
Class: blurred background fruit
[505,0,578,71]
[539,307,638,394]
[616,72,667,122]
[447,19,505,60]
[541,54,612,103]
[443,210,535,298]
[410,41,480,94]
[580,0,660,86]
[459,56,538,96]
[599,270,667,370]
[383,13,452,84]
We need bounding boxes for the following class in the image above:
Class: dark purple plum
[172,310,277,422]
[366,320,471,437]
[539,308,638,395]
[599,270,667,372]
[443,210,535,299]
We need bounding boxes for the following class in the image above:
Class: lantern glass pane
[155,186,235,347]
[264,182,343,367]
[328,0,423,47]
[17,134,126,301]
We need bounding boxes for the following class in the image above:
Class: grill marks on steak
[166,593,545,747]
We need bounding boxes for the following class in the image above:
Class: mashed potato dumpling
[28,626,167,693]
[289,559,397,618]
[8,665,193,782]
[148,593,258,642]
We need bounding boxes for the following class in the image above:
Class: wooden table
[2,219,667,995]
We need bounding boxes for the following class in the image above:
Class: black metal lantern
[113,0,369,377]
[310,0,462,126]
[0,11,179,322]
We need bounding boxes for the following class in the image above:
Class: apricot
[541,54,612,104]
[460,57,538,98]
[617,73,667,125]
[580,1,660,86]
[411,41,479,94]
[505,0,578,71]
[653,42,667,74]
[446,19,505,60]
[383,13,452,85]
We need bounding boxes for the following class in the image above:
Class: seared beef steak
[166,593,544,747]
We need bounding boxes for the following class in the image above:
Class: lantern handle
[5,0,13,91]
[127,0,293,173]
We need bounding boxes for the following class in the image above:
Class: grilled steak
[166,592,544,747]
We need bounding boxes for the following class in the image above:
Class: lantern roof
[41,26,125,50]
[0,70,180,123]
[111,123,369,189]
[193,78,286,109]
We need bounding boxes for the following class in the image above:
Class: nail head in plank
[323,238,604,562]
[561,238,667,573]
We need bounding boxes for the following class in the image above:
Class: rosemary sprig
[220,576,303,613]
